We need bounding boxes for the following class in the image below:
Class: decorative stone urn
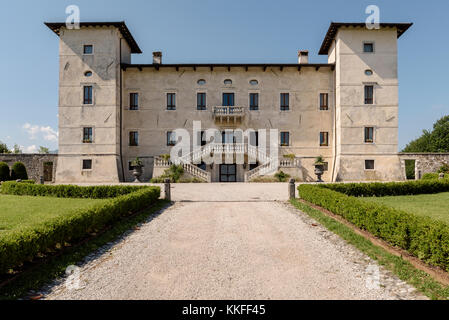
[131,157,144,183]
[314,156,325,183]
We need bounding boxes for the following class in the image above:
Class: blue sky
[0,0,448,152]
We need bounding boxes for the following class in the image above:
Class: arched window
[84,71,93,77]
[249,79,258,85]
[224,79,232,85]
[197,79,206,85]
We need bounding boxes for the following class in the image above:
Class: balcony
[213,106,245,126]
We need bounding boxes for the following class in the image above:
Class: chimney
[153,51,162,64]
[298,50,309,64]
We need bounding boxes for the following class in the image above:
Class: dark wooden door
[43,162,53,181]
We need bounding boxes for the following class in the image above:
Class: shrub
[151,164,184,183]
[438,163,449,174]
[0,162,9,181]
[421,173,449,180]
[298,184,449,272]
[0,186,160,274]
[321,179,449,197]
[274,171,290,182]
[10,162,28,180]
[0,182,146,199]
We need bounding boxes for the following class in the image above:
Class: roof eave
[318,22,413,55]
[44,21,142,54]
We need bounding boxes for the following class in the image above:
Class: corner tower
[45,22,141,182]
[320,22,412,181]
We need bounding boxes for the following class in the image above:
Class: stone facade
[45,21,413,183]
[399,153,449,179]
[0,154,57,182]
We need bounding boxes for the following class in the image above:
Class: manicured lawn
[0,194,107,232]
[362,192,449,225]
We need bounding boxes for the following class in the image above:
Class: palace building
[45,21,412,183]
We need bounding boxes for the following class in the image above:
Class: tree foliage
[38,146,50,154]
[403,115,449,152]
[0,141,11,154]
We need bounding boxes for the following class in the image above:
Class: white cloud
[22,123,58,142]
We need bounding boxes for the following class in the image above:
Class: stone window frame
[319,131,329,147]
[165,91,177,110]
[318,91,331,111]
[81,158,93,171]
[128,91,140,110]
[81,83,95,106]
[248,90,260,111]
[280,92,291,111]
[83,44,94,55]
[196,91,207,111]
[364,126,376,144]
[365,159,375,171]
[82,126,94,144]
[363,41,375,54]
[363,82,376,105]
[280,131,290,147]
[128,130,139,147]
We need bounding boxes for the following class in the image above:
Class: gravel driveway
[42,194,426,300]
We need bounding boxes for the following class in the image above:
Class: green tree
[403,115,449,152]
[38,146,50,154]
[13,144,22,154]
[0,141,11,154]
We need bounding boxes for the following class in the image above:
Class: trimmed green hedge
[0,162,9,181]
[422,173,449,180]
[10,162,28,180]
[298,184,449,272]
[0,186,160,273]
[321,179,449,197]
[0,182,147,199]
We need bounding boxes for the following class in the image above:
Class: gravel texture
[42,199,427,300]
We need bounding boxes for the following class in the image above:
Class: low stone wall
[0,154,58,182]
[399,153,449,179]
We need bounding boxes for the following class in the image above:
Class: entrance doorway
[220,164,236,182]
[43,162,53,181]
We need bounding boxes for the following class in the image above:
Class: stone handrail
[213,106,244,115]
[182,163,211,182]
[154,157,172,167]
[279,158,301,168]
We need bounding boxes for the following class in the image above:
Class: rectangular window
[249,93,259,110]
[364,127,374,143]
[83,127,93,143]
[365,160,375,170]
[364,85,374,104]
[83,86,93,105]
[249,131,259,147]
[280,93,289,111]
[167,131,176,146]
[82,159,92,170]
[197,93,206,110]
[83,45,93,54]
[129,131,138,146]
[167,93,176,110]
[320,93,329,110]
[363,42,374,53]
[320,132,329,146]
[280,132,290,146]
[222,93,235,106]
[130,93,139,110]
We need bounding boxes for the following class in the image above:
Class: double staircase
[154,143,285,182]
